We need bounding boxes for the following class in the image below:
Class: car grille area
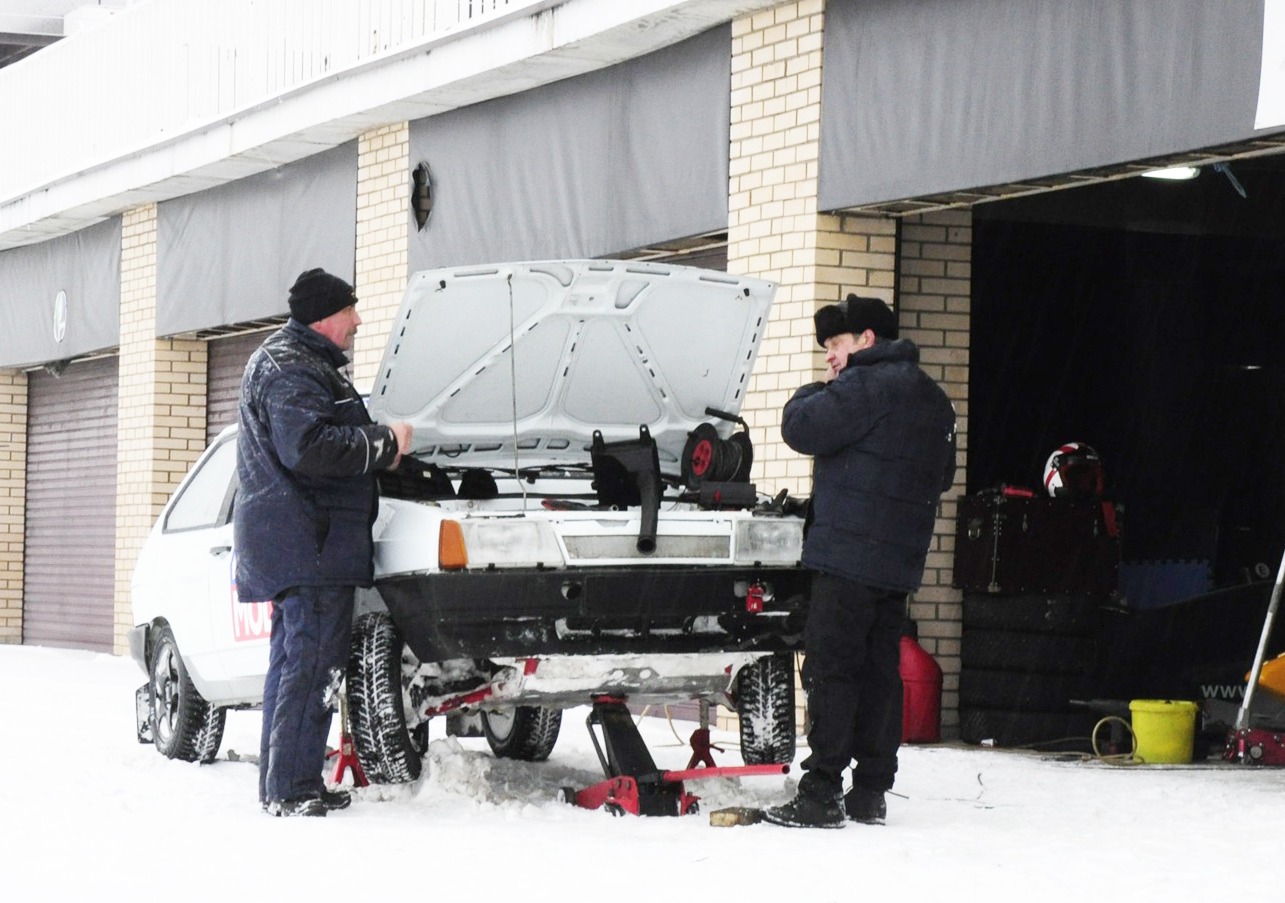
[562,534,730,561]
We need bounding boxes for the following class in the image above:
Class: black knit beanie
[814,293,898,346]
[288,268,356,325]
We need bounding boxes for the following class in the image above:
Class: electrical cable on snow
[1088,715,1140,765]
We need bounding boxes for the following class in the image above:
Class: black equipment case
[953,490,1121,596]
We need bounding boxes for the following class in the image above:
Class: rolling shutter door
[23,357,119,651]
[206,331,270,444]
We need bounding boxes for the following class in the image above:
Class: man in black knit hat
[235,268,412,817]
[763,294,956,829]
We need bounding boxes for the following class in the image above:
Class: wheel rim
[483,709,515,741]
[151,643,180,746]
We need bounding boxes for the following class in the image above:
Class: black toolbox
[953,490,1120,596]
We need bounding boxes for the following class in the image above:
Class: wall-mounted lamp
[1141,165,1200,181]
[411,162,433,230]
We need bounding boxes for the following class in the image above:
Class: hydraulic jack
[561,696,789,817]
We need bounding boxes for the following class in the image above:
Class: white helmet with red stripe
[1043,442,1104,499]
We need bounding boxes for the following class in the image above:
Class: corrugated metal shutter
[206,331,271,444]
[23,357,119,652]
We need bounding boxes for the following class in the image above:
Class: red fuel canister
[900,621,943,743]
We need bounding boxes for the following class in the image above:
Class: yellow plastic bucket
[1129,699,1198,764]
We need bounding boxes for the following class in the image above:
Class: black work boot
[266,796,327,817]
[844,787,887,825]
[320,788,352,811]
[762,792,845,829]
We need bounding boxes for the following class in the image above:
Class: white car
[130,260,809,783]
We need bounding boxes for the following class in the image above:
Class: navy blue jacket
[782,338,956,593]
[234,320,399,603]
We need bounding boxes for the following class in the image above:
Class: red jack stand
[562,697,787,817]
[327,692,369,788]
[686,727,722,769]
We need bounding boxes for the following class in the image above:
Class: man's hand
[386,421,413,470]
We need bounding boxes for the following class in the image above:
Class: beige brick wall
[352,122,411,393]
[728,0,828,503]
[0,370,27,645]
[728,1,973,738]
[898,209,971,733]
[114,204,208,654]
[726,0,829,734]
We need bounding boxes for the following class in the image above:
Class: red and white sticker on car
[229,551,272,642]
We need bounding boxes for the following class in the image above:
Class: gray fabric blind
[156,142,358,336]
[409,25,730,271]
[820,0,1273,211]
[0,219,121,368]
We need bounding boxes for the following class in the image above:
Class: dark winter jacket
[782,338,956,593]
[234,319,399,603]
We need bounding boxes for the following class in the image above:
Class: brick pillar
[352,122,411,393]
[728,1,973,737]
[0,370,26,645]
[725,0,834,734]
[114,204,208,654]
[898,210,971,734]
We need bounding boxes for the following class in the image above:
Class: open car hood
[368,260,777,474]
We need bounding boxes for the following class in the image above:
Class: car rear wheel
[347,612,425,783]
[481,706,562,761]
[735,652,797,765]
[148,625,225,763]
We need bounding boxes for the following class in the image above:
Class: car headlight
[443,518,564,569]
[733,518,804,565]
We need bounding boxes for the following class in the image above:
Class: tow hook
[745,581,770,613]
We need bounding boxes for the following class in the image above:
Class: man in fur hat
[764,294,956,829]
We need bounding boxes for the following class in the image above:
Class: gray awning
[409,25,730,270]
[820,0,1274,212]
[157,142,357,336]
[0,218,121,368]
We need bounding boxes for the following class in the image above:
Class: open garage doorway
[970,157,1285,599]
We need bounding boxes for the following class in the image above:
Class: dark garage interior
[971,158,1285,591]
[960,158,1285,743]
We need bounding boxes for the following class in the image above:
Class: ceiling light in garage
[1141,165,1200,180]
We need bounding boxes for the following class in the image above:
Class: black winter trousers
[797,573,905,801]
[259,585,355,804]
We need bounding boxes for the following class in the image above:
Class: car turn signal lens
[439,520,468,570]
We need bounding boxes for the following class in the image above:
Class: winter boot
[320,788,352,811]
[762,792,845,829]
[844,787,887,825]
[266,796,328,817]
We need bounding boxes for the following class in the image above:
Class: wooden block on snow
[709,806,764,827]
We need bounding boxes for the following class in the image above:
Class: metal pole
[1234,545,1285,732]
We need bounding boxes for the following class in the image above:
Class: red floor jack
[562,696,788,816]
[1224,544,1285,766]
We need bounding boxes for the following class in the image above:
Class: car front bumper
[377,565,810,662]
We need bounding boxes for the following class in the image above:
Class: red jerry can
[900,621,942,743]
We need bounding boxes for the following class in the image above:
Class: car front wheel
[347,612,425,783]
[148,625,225,763]
[735,652,797,765]
[481,706,562,761]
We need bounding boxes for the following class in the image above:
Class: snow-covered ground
[3,643,1282,901]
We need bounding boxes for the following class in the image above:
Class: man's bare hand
[386,421,413,470]
[389,421,413,455]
